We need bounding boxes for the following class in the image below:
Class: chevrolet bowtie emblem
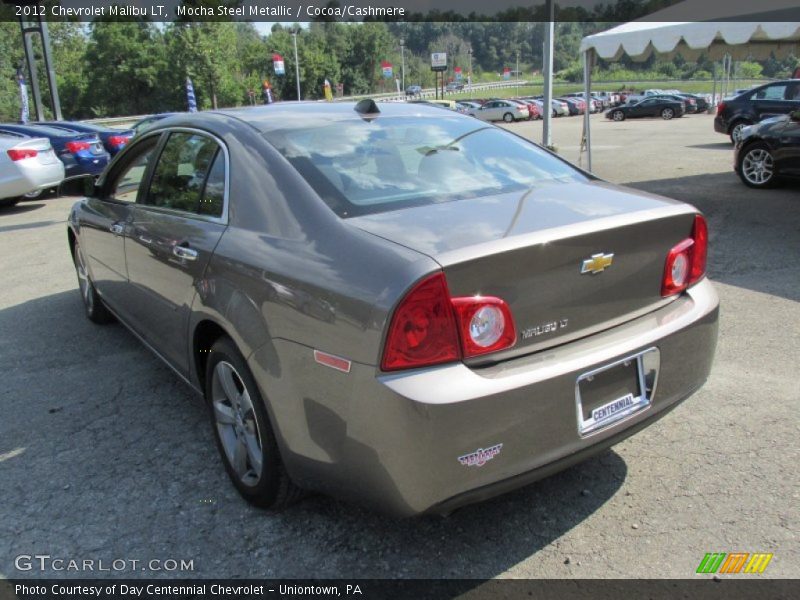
[581,252,614,274]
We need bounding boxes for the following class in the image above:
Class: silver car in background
[0,135,65,207]
[66,102,718,516]
[468,99,529,122]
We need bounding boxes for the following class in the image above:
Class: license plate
[575,349,657,437]
[91,143,104,154]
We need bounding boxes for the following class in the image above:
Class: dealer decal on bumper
[458,444,503,467]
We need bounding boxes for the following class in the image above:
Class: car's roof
[0,123,75,137]
[211,101,473,133]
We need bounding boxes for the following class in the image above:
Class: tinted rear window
[263,116,586,218]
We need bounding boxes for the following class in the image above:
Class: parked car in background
[445,82,464,92]
[66,103,718,516]
[651,94,698,114]
[35,121,133,156]
[456,101,481,114]
[531,96,570,117]
[606,97,686,121]
[557,97,585,116]
[0,124,109,178]
[132,113,177,137]
[734,111,800,188]
[676,93,710,113]
[0,134,65,207]
[714,79,800,143]
[508,98,540,120]
[468,99,529,122]
[405,85,423,97]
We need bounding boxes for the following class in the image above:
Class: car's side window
[144,132,222,215]
[755,85,787,100]
[198,150,225,218]
[109,139,158,203]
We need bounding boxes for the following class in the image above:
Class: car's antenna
[354,99,380,118]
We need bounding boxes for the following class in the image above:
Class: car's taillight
[65,140,90,153]
[716,102,726,115]
[7,148,37,161]
[107,135,130,147]
[452,297,516,357]
[381,273,461,371]
[661,214,708,297]
[381,273,516,371]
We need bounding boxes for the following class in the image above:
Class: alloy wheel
[613,111,624,121]
[211,361,264,487]
[662,108,674,120]
[741,148,774,186]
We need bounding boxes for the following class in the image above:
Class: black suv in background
[715,79,800,143]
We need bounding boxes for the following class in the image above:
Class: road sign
[431,52,447,72]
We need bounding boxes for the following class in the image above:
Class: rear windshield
[263,116,587,218]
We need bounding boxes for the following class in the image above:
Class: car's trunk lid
[349,179,699,363]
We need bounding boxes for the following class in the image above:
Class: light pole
[291,29,301,101]
[400,36,405,92]
[516,50,520,94]
[468,47,472,92]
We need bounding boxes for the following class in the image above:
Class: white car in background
[0,135,65,208]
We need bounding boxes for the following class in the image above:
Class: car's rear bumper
[250,278,719,517]
[714,116,728,134]
[0,160,65,198]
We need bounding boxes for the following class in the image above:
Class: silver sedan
[0,134,65,207]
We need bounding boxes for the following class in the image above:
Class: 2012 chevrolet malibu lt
[67,102,718,516]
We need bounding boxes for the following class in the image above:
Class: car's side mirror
[58,174,97,198]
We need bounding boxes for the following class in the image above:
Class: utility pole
[516,50,520,95]
[292,29,301,101]
[468,46,473,92]
[400,36,405,92]
[543,0,555,148]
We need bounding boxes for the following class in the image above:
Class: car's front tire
[737,142,777,189]
[611,110,625,121]
[205,336,303,509]
[73,240,115,324]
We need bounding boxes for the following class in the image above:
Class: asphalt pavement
[0,112,797,579]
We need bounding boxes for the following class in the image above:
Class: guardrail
[84,80,531,126]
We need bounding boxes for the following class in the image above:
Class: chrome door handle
[109,223,124,235]
[173,246,198,261]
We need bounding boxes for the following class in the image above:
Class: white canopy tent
[578,0,800,170]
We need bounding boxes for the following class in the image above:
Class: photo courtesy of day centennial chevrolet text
[66,101,719,516]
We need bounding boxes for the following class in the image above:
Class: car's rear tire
[730,121,750,145]
[205,336,304,509]
[612,110,625,121]
[72,240,115,324]
[661,108,674,120]
[503,112,513,123]
[737,142,777,189]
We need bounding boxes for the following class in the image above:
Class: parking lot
[1,112,798,580]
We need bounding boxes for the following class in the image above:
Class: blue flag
[186,77,197,113]
[16,68,29,124]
